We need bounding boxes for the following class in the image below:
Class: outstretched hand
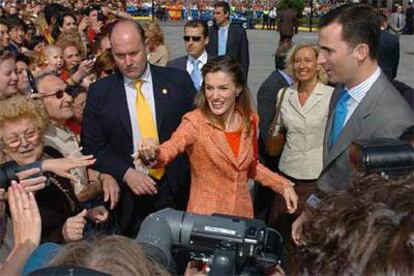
[42,154,96,182]
[137,137,159,166]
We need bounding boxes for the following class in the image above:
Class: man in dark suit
[277,5,298,45]
[377,13,400,80]
[206,1,249,77]
[81,20,195,237]
[167,19,211,91]
[254,41,294,222]
[292,4,414,244]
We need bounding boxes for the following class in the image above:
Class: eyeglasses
[183,36,202,42]
[41,89,66,99]
[2,128,40,149]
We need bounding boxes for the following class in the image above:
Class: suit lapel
[113,72,133,141]
[302,84,324,114]
[226,25,233,52]
[205,124,238,165]
[150,65,167,134]
[325,74,386,166]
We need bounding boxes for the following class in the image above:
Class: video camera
[349,138,414,176]
[137,208,283,275]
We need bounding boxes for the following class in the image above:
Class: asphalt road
[162,24,414,110]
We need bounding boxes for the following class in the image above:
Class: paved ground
[163,24,414,110]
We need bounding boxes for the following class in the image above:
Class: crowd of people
[0,0,413,275]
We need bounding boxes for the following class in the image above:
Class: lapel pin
[162,89,168,95]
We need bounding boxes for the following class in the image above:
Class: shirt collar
[345,66,381,103]
[278,69,294,86]
[124,63,151,86]
[188,50,208,65]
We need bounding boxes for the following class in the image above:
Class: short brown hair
[49,235,169,276]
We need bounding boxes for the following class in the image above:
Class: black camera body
[0,161,20,189]
[137,209,283,275]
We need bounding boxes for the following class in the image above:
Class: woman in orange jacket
[138,56,298,218]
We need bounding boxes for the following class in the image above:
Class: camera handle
[209,248,236,275]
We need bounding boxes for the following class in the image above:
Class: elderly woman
[138,56,298,218]
[0,96,107,244]
[273,42,333,207]
[144,21,170,67]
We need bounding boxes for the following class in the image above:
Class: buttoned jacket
[274,82,334,179]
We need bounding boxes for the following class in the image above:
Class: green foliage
[278,0,306,18]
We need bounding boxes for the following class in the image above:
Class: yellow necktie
[134,80,165,180]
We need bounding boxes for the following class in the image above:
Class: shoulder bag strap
[268,86,288,135]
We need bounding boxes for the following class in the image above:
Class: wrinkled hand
[42,155,96,182]
[101,174,120,210]
[283,186,298,214]
[15,168,47,193]
[123,168,157,196]
[291,212,306,245]
[62,209,87,242]
[87,205,108,223]
[101,6,110,16]
[78,16,90,32]
[138,137,159,165]
[8,182,41,248]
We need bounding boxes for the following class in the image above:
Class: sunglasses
[183,36,202,42]
[41,89,66,99]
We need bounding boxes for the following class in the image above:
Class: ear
[205,36,209,46]
[353,43,370,63]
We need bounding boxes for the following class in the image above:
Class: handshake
[133,138,161,173]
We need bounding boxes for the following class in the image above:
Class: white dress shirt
[123,65,157,153]
[344,66,381,125]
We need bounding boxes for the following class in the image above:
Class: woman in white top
[273,42,333,212]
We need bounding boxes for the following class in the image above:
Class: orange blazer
[157,109,290,218]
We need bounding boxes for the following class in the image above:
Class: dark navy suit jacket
[206,23,249,76]
[378,30,400,80]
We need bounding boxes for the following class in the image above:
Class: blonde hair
[0,95,48,135]
[144,21,165,49]
[55,31,86,59]
[285,42,328,84]
[48,235,170,276]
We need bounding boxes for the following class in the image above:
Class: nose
[317,52,325,65]
[125,54,134,66]
[11,71,18,81]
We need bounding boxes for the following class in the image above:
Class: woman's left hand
[8,182,41,248]
[87,205,109,223]
[283,186,298,214]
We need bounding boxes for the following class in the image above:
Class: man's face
[317,22,358,86]
[9,26,25,46]
[38,75,74,124]
[111,23,147,79]
[214,7,229,26]
[62,45,81,70]
[184,26,209,59]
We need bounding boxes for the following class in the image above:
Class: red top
[225,129,242,157]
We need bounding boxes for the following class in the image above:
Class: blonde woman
[144,21,170,66]
[273,42,333,213]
